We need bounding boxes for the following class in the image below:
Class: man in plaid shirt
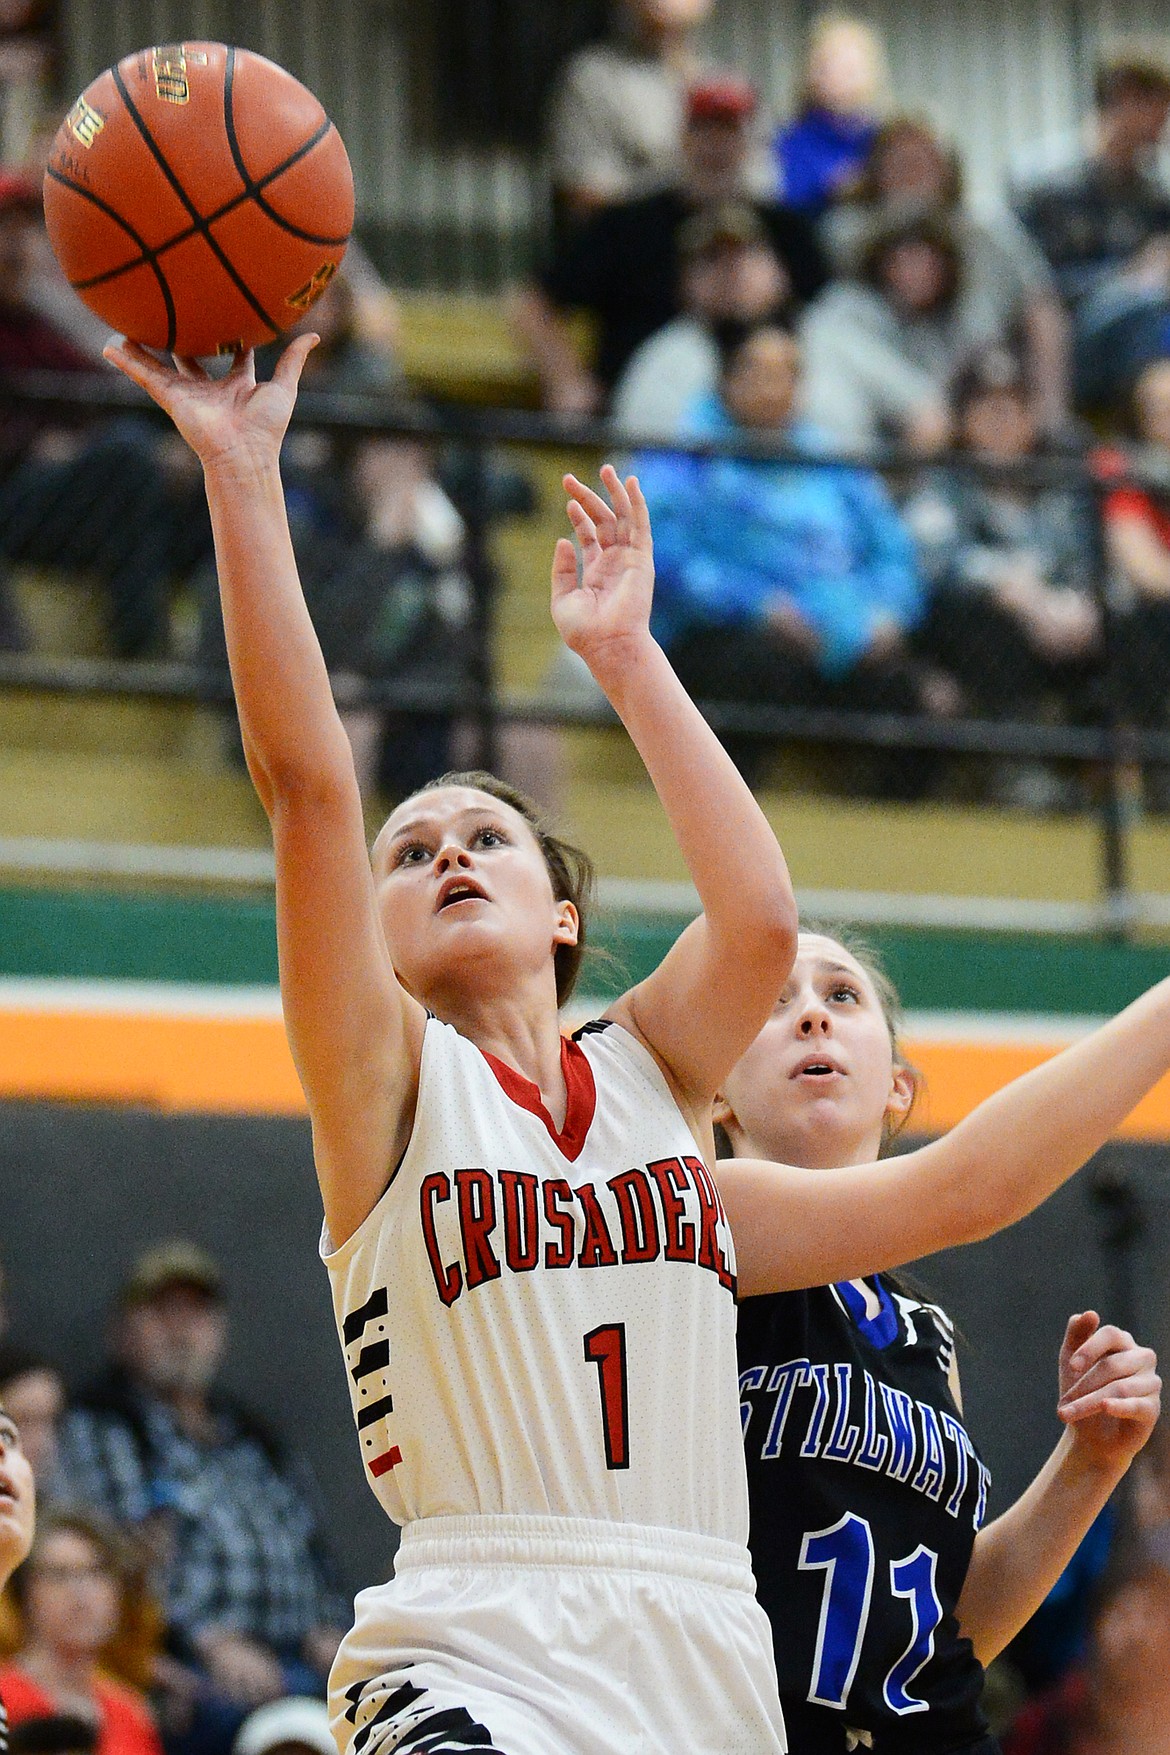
[57,1243,347,1711]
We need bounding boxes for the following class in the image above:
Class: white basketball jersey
[322,1014,750,1545]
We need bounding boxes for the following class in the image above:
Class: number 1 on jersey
[584,1323,630,1469]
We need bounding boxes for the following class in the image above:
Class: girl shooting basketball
[716,929,1163,1755]
[107,332,1170,1755]
[104,334,800,1754]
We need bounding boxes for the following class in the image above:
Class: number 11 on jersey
[584,1323,630,1469]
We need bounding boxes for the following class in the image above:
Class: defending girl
[108,335,1170,1755]
[0,1402,36,1753]
[715,928,1164,1755]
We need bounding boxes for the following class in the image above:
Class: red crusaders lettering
[686,1156,735,1290]
[499,1171,540,1273]
[543,1178,575,1268]
[420,1172,462,1307]
[647,1157,697,1262]
[575,1183,619,1268]
[454,1168,501,1289]
[607,1167,661,1263]
[421,1159,736,1304]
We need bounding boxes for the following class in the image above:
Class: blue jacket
[638,398,924,678]
[773,108,878,214]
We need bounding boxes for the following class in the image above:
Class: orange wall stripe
[0,1008,305,1114]
[905,1037,1170,1140]
[3,1004,1170,1138]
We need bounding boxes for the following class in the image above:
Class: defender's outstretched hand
[1058,1311,1161,1470]
[103,335,319,470]
[551,464,655,681]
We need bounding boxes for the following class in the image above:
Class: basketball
[42,42,354,357]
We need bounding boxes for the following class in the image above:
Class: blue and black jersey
[740,1278,994,1755]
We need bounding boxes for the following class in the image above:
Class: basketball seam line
[110,59,279,342]
[43,163,178,350]
[64,130,349,295]
[221,57,347,248]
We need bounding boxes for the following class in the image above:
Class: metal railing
[1,367,1168,934]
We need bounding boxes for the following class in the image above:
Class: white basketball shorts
[329,1513,786,1755]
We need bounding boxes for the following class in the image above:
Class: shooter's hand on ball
[103,335,319,472]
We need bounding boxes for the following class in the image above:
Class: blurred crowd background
[5,4,1170,1755]
[6,1,1170,815]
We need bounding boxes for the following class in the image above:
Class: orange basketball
[43,42,354,357]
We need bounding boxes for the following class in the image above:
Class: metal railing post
[452,434,499,775]
[1086,470,1136,940]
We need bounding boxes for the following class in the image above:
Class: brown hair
[1095,54,1170,111]
[860,212,963,308]
[9,1508,162,1686]
[855,115,963,208]
[401,771,596,1008]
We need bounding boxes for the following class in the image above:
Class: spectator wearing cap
[772,15,888,215]
[511,72,828,416]
[610,200,791,438]
[56,1246,346,1721]
[823,116,1072,433]
[545,0,712,227]
[800,209,1019,453]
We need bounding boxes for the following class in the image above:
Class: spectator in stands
[0,172,211,657]
[0,3,57,168]
[906,352,1099,806]
[512,74,828,416]
[232,1699,334,1755]
[772,14,887,215]
[9,1715,99,1755]
[1013,55,1170,313]
[1131,1414,1170,1568]
[801,210,991,451]
[1097,356,1170,801]
[824,116,1072,432]
[546,0,712,226]
[1014,56,1170,409]
[636,316,940,796]
[0,1508,163,1755]
[1002,1558,1170,1755]
[610,200,791,437]
[57,1244,346,1715]
[0,1347,64,1496]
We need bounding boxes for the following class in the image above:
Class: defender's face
[720,934,904,1166]
[0,1407,35,1585]
[373,787,577,1006]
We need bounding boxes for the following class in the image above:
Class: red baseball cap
[686,75,758,125]
[0,170,41,215]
